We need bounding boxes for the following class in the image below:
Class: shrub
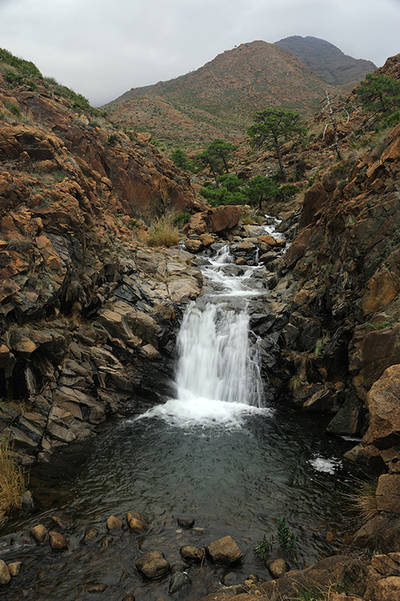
[2,99,21,116]
[350,479,378,523]
[173,212,191,226]
[0,438,26,524]
[254,535,273,561]
[276,517,298,553]
[108,133,119,146]
[147,215,179,247]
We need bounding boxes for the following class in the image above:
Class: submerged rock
[49,531,68,550]
[127,512,147,533]
[268,558,288,578]
[177,516,195,529]
[106,515,123,531]
[207,536,242,564]
[8,562,22,577]
[0,560,10,585]
[30,524,47,543]
[180,545,205,562]
[168,570,191,594]
[136,550,170,579]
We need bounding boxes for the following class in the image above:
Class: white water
[140,218,284,427]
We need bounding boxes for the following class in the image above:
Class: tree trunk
[274,137,287,181]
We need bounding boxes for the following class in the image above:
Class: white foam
[309,456,342,474]
[137,397,272,428]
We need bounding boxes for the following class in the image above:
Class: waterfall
[176,303,263,406]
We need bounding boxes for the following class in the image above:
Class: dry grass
[146,215,179,247]
[0,438,26,524]
[349,478,378,524]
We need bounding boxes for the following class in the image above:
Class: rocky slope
[0,52,208,469]
[275,36,376,86]
[105,41,334,149]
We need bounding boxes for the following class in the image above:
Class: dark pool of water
[0,405,359,601]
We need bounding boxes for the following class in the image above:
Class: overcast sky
[1,0,399,106]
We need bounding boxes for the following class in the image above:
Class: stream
[0,219,359,601]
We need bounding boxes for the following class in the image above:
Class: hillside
[275,35,376,86]
[105,41,335,149]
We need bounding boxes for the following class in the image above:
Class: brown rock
[185,239,203,253]
[362,267,398,316]
[30,524,47,543]
[364,364,400,448]
[106,515,123,530]
[207,536,242,564]
[8,562,22,577]
[49,531,68,550]
[268,558,288,578]
[370,576,400,601]
[199,233,214,247]
[257,234,284,247]
[85,583,108,593]
[376,474,400,513]
[136,550,170,579]
[127,512,146,533]
[208,206,241,233]
[0,560,10,585]
[180,545,205,562]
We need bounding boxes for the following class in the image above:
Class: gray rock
[177,516,195,529]
[20,490,34,512]
[168,570,191,594]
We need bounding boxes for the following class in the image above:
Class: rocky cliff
[0,53,204,467]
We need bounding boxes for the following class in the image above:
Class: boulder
[376,474,400,513]
[106,515,123,531]
[0,560,10,585]
[180,545,205,562]
[49,531,68,550]
[208,206,241,233]
[326,397,362,436]
[207,536,242,564]
[30,524,47,543]
[184,239,203,253]
[136,550,170,579]
[8,562,22,577]
[364,364,400,448]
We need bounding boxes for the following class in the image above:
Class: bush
[350,479,378,523]
[0,48,42,78]
[147,215,180,247]
[0,438,26,524]
[2,99,21,116]
[173,212,191,226]
[108,133,119,146]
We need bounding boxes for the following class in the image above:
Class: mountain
[275,35,376,86]
[105,41,335,150]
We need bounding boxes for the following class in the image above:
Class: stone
[122,595,135,601]
[127,512,146,533]
[106,515,123,530]
[180,545,205,562]
[30,524,47,543]
[208,206,241,233]
[326,397,362,435]
[20,490,34,512]
[85,583,108,593]
[268,558,288,578]
[207,536,242,564]
[136,550,170,579]
[49,531,68,550]
[83,528,98,543]
[0,560,10,585]
[376,474,400,513]
[370,576,400,601]
[8,562,22,577]
[364,364,400,448]
[185,239,203,253]
[177,516,195,529]
[168,570,191,594]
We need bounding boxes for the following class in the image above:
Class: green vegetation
[173,212,191,227]
[355,73,400,115]
[254,517,298,562]
[0,47,42,79]
[200,173,298,208]
[194,138,237,182]
[248,107,307,180]
[171,148,193,172]
[44,77,90,110]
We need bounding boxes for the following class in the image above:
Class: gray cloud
[0,0,399,105]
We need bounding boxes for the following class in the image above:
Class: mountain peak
[275,36,376,85]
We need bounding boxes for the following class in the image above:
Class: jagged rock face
[278,123,400,448]
[0,74,203,465]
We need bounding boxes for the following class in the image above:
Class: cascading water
[141,243,270,426]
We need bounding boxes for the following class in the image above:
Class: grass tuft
[146,215,180,247]
[0,438,26,525]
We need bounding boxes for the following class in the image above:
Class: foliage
[254,535,273,561]
[248,107,306,180]
[173,212,191,226]
[2,99,21,117]
[44,77,90,110]
[200,174,247,206]
[355,73,400,114]
[147,215,180,247]
[171,148,193,172]
[0,48,42,78]
[194,138,236,181]
[108,133,119,146]
[0,438,26,524]
[276,517,298,553]
[246,176,280,210]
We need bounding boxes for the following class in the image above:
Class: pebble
[106,515,122,530]
[30,524,47,543]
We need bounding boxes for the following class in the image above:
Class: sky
[0,0,399,106]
